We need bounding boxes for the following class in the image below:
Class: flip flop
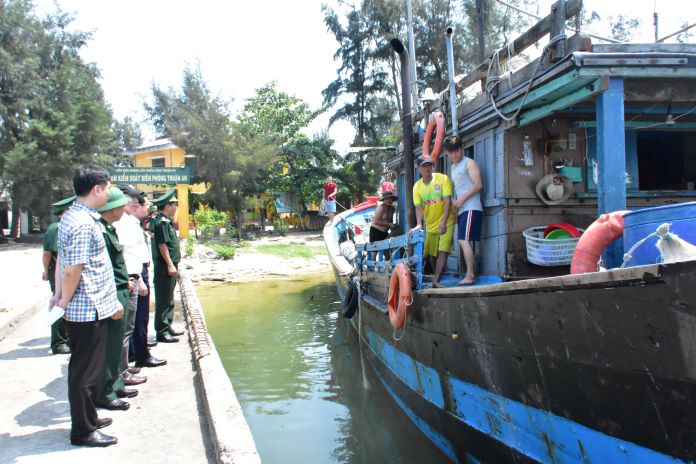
[457,279,475,285]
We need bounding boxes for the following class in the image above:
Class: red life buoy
[570,211,630,274]
[422,111,445,163]
[387,262,411,330]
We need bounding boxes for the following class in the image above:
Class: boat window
[636,131,696,190]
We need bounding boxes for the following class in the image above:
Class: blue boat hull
[327,221,696,463]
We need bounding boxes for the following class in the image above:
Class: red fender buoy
[570,211,630,274]
[422,111,445,163]
[387,262,411,330]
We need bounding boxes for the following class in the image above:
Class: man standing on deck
[53,164,120,447]
[323,175,338,224]
[42,195,74,354]
[151,189,183,343]
[412,155,455,288]
[445,135,483,285]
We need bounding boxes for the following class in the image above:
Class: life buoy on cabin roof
[570,211,630,274]
[387,262,411,330]
[422,111,445,163]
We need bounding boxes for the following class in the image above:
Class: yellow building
[124,139,206,239]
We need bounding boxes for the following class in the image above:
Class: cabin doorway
[637,131,696,191]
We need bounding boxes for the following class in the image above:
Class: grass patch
[213,244,237,260]
[251,243,325,259]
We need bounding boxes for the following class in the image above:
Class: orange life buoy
[422,111,445,163]
[387,262,411,330]
[570,211,630,274]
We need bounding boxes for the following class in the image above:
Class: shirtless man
[369,190,398,243]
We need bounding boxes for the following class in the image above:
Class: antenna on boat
[406,0,420,116]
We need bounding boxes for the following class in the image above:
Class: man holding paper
[53,165,121,447]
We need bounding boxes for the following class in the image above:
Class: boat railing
[355,229,425,290]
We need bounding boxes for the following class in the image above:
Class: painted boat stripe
[365,327,689,464]
[380,378,461,464]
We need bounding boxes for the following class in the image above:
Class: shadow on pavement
[0,429,73,461]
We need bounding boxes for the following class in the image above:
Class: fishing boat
[323,1,696,462]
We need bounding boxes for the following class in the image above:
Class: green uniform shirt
[100,219,130,289]
[43,222,59,285]
[152,213,180,265]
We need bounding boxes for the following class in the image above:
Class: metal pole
[391,38,416,229]
[406,0,419,114]
[475,0,486,65]
[654,12,659,43]
[446,27,458,133]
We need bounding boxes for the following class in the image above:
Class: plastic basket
[523,226,584,266]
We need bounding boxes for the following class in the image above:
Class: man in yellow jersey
[412,155,455,288]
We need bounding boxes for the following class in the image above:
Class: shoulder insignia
[161,217,169,223]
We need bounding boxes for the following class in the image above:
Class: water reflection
[197,274,449,464]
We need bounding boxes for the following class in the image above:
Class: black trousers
[66,317,107,437]
[130,264,151,362]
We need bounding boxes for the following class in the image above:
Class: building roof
[124,138,178,157]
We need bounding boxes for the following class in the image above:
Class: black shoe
[98,399,130,411]
[122,373,147,386]
[116,388,138,399]
[134,356,167,368]
[52,345,71,355]
[127,367,141,374]
[156,333,179,343]
[167,327,184,336]
[96,417,112,429]
[70,430,118,447]
[146,339,158,348]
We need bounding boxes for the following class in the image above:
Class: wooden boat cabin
[382,12,696,282]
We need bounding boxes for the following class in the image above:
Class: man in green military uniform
[151,189,183,343]
[42,196,74,354]
[95,187,134,411]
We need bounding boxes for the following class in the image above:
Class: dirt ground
[181,230,330,283]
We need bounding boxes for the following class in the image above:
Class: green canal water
[197,273,450,464]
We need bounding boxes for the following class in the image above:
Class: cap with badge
[52,195,75,214]
[152,188,178,208]
[417,155,434,167]
[97,187,129,213]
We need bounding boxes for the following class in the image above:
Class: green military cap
[97,187,129,213]
[152,188,178,208]
[52,195,75,214]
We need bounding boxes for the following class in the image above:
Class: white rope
[487,34,567,123]
[620,229,663,268]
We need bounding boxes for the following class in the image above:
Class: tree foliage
[0,1,115,234]
[238,82,337,211]
[145,67,277,240]
[608,14,641,42]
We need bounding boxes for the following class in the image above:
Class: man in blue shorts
[445,135,483,285]
[323,176,337,224]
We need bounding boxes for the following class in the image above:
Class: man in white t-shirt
[445,135,483,285]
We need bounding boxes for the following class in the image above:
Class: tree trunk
[235,209,244,242]
[10,203,20,238]
[390,55,402,116]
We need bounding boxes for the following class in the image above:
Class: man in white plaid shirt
[53,164,123,447]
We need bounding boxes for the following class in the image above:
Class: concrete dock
[0,243,258,464]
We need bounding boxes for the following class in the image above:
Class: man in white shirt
[115,185,167,370]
